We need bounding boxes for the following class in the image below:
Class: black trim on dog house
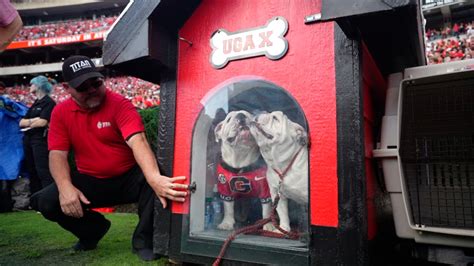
[152,68,177,255]
[335,22,367,265]
[320,0,425,76]
[311,23,367,266]
[322,0,415,20]
[103,0,201,256]
[103,0,201,83]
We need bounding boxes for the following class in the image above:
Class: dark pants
[23,135,54,194]
[30,165,155,250]
[0,180,12,213]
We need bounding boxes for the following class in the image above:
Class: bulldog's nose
[236,113,246,125]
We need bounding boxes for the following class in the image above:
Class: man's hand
[58,184,90,218]
[148,175,188,208]
[49,150,86,217]
[126,132,189,208]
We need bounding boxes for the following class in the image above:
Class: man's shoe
[133,248,159,261]
[72,241,98,251]
[72,219,111,252]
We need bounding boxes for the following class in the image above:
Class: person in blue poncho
[19,76,56,194]
[0,81,28,212]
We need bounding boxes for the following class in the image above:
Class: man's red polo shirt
[48,89,145,178]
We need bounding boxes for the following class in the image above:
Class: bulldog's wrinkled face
[250,111,307,149]
[215,110,256,148]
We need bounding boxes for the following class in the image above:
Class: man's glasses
[75,79,103,92]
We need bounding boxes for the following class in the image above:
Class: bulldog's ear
[214,122,223,142]
[294,125,308,146]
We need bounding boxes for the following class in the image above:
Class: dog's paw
[269,223,291,234]
[278,223,291,233]
[217,220,235,230]
[263,223,276,232]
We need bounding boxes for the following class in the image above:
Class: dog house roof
[103,0,425,82]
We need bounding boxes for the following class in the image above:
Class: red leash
[272,145,304,180]
[213,145,305,266]
[213,196,299,266]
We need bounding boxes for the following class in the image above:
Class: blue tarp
[0,96,28,180]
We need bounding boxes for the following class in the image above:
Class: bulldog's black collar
[219,156,265,174]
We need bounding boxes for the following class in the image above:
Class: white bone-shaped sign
[210,17,289,69]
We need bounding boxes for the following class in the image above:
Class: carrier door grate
[400,76,474,229]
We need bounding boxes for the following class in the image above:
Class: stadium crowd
[4,76,160,109]
[426,22,474,64]
[14,15,116,41]
[425,22,474,41]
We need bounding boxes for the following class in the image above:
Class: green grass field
[0,211,167,265]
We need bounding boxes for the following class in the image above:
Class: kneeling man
[31,55,188,261]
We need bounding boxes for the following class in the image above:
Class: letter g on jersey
[229,176,251,193]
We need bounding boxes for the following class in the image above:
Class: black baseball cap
[62,55,104,89]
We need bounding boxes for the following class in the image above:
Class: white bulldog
[214,110,273,231]
[250,111,308,233]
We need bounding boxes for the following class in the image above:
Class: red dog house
[103,0,425,264]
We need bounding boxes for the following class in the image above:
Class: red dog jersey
[217,161,271,203]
